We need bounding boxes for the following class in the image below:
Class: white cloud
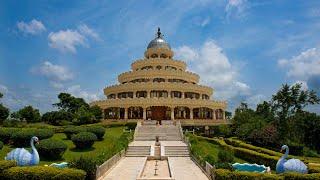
[174,39,251,101]
[17,19,46,35]
[31,61,73,89]
[34,61,73,82]
[66,85,100,102]
[246,94,267,108]
[174,46,198,62]
[278,48,320,91]
[78,24,100,40]
[225,0,248,20]
[292,80,308,91]
[48,24,99,53]
[49,81,64,89]
[278,48,320,80]
[48,30,86,53]
[0,84,8,94]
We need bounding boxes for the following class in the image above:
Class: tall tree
[271,83,319,138]
[16,105,41,123]
[0,92,9,123]
[54,93,89,113]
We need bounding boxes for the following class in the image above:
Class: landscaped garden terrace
[0,122,135,179]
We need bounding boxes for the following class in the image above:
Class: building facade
[92,28,228,125]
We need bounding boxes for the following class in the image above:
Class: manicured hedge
[11,129,54,147]
[0,141,3,150]
[213,169,320,180]
[71,132,97,149]
[125,122,137,130]
[0,160,16,174]
[225,138,283,157]
[213,169,282,180]
[309,163,320,173]
[36,139,67,160]
[195,136,280,169]
[64,126,86,139]
[0,128,19,144]
[2,166,86,180]
[86,126,105,140]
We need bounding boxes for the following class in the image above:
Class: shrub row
[213,169,281,180]
[71,132,97,149]
[0,141,3,150]
[213,169,320,180]
[195,135,280,170]
[64,125,105,140]
[0,128,54,146]
[2,166,86,180]
[36,139,67,160]
[309,163,320,173]
[0,128,20,144]
[225,138,283,157]
[11,129,54,147]
[0,160,16,175]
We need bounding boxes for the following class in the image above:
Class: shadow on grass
[69,147,96,152]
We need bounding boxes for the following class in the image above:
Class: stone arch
[128,106,143,119]
[193,107,213,119]
[215,109,224,120]
[174,106,190,119]
[104,107,124,119]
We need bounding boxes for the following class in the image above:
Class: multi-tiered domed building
[92,28,227,125]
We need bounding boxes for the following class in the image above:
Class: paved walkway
[102,157,146,180]
[169,157,209,180]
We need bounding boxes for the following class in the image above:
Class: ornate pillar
[147,91,150,98]
[171,107,174,120]
[133,91,136,98]
[213,109,216,120]
[223,110,226,120]
[143,108,147,120]
[182,92,185,98]
[124,108,128,120]
[190,108,193,119]
[102,109,105,120]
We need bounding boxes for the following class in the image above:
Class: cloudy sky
[0,0,319,113]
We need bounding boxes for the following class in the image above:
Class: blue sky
[0,0,319,113]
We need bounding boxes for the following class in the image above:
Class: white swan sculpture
[5,136,40,166]
[276,145,308,174]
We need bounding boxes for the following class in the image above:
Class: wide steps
[134,124,182,141]
[165,146,189,157]
[126,146,150,157]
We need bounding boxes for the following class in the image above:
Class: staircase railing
[177,120,184,141]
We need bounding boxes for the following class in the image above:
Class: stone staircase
[134,124,182,141]
[126,146,150,157]
[165,146,189,157]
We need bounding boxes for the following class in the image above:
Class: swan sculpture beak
[280,149,283,153]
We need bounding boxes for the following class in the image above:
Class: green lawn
[0,126,126,165]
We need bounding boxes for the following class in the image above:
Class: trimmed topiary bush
[86,126,105,140]
[0,128,19,144]
[36,139,67,160]
[125,122,137,130]
[64,126,86,139]
[11,129,54,147]
[71,132,97,149]
[70,156,97,180]
[2,166,86,180]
